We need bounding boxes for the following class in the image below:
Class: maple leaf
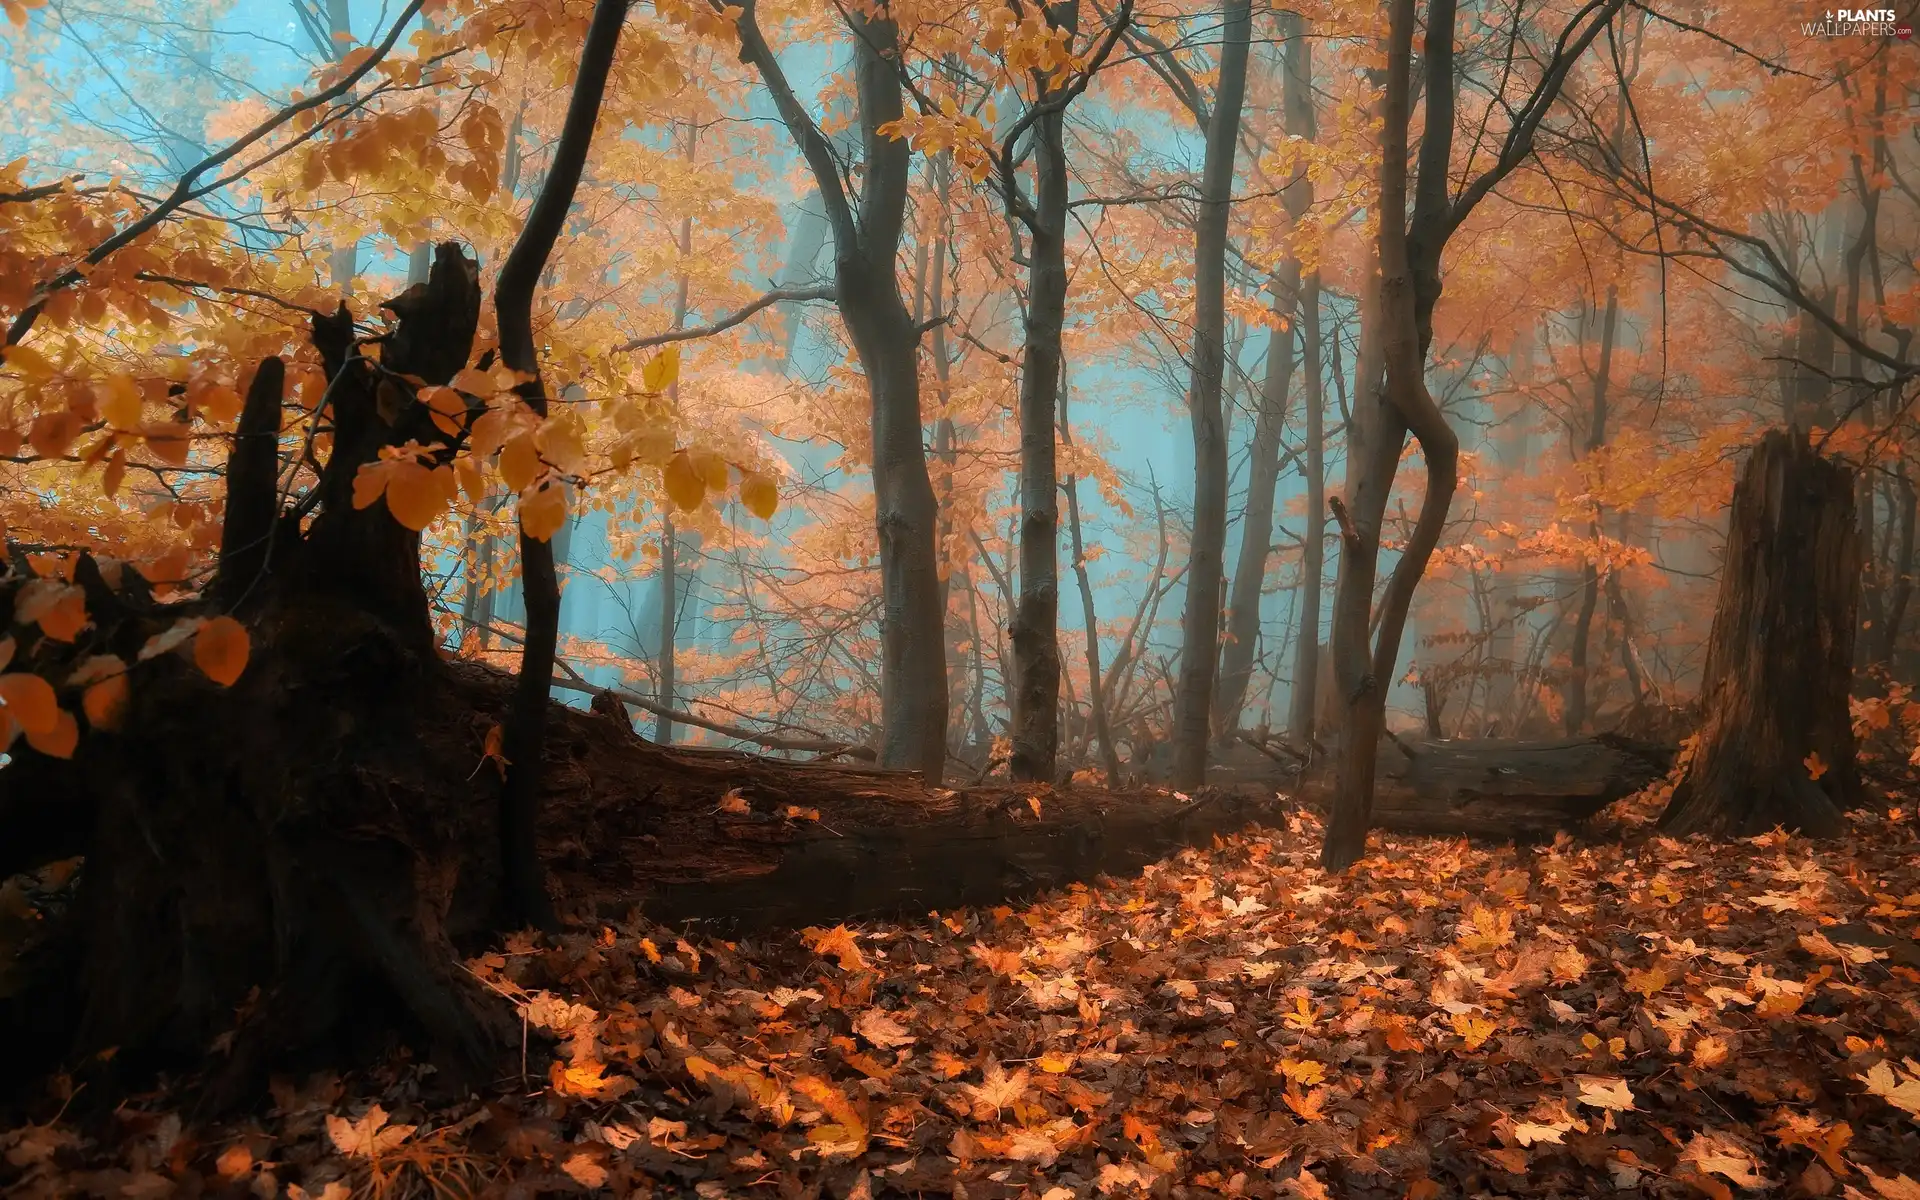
[1574,1075,1635,1111]
[1511,1119,1572,1147]
[1279,1058,1326,1086]
[325,1104,415,1158]
[1678,1130,1766,1189]
[1451,1011,1497,1050]
[802,925,868,971]
[1766,1109,1852,1174]
[1858,1059,1920,1121]
[1805,751,1828,780]
[716,787,750,814]
[1096,1161,1160,1194]
[964,1061,1030,1117]
[1283,1085,1327,1121]
[852,1008,915,1049]
[1862,1168,1920,1200]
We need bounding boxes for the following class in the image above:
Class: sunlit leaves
[663,450,705,512]
[520,483,568,542]
[353,443,455,531]
[641,346,679,393]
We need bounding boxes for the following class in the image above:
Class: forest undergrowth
[5,787,1920,1200]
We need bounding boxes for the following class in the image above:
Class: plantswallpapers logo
[1803,7,1907,36]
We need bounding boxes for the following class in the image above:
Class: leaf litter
[6,799,1920,1198]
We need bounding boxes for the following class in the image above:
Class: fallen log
[1186,735,1671,837]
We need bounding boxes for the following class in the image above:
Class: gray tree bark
[1169,0,1254,789]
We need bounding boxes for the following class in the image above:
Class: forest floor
[5,774,1920,1199]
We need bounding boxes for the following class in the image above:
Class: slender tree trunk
[1008,34,1073,782]
[1061,370,1123,782]
[1661,430,1857,837]
[1565,285,1619,734]
[1215,268,1298,736]
[1287,275,1326,746]
[1169,0,1253,789]
[491,0,626,930]
[1218,10,1316,739]
[1885,467,1917,665]
[656,142,696,740]
[656,515,678,742]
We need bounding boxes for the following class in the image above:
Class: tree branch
[613,284,835,353]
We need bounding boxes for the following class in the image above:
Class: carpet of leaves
[7,799,1920,1200]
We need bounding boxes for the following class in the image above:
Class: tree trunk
[1660,429,1858,837]
[1008,28,1072,782]
[1322,0,1462,870]
[656,514,678,743]
[1062,373,1124,783]
[490,0,627,931]
[1217,9,1315,740]
[1287,276,1325,747]
[1565,285,1619,734]
[1169,0,1253,789]
[1215,269,1298,737]
[736,0,947,780]
[0,246,520,1103]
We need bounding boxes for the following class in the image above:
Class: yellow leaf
[97,375,142,429]
[0,343,53,380]
[521,484,568,542]
[0,671,58,734]
[692,449,730,492]
[641,346,680,392]
[194,616,251,687]
[454,455,485,504]
[740,471,779,520]
[499,432,540,493]
[1804,751,1828,781]
[385,462,453,531]
[82,673,129,730]
[1575,1074,1635,1111]
[325,1105,416,1158]
[421,385,468,436]
[663,450,704,511]
[24,707,76,758]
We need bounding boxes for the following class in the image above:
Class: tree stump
[0,244,518,1106]
[1660,429,1857,838]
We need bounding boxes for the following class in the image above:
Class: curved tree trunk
[1169,0,1253,789]
[735,0,947,781]
[1660,430,1857,837]
[492,0,628,932]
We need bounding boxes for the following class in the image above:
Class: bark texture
[736,0,947,779]
[1217,9,1316,738]
[1660,430,1859,838]
[1169,0,1253,788]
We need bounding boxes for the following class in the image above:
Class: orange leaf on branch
[193,616,250,686]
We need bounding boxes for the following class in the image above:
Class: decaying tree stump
[0,245,518,1103]
[1660,429,1857,838]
